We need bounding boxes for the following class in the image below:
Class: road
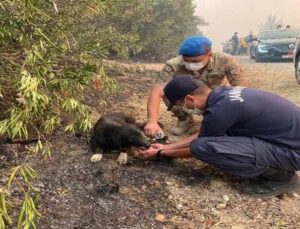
[238,55,300,105]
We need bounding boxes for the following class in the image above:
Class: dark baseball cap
[163,76,199,111]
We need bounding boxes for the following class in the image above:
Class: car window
[260,29,300,40]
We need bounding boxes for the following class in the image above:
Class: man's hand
[144,121,162,137]
[137,146,160,160]
[151,143,164,151]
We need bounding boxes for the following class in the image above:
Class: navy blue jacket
[200,87,300,150]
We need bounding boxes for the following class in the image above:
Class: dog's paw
[90,154,103,163]
[117,152,128,165]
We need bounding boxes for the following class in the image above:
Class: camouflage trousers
[163,96,193,121]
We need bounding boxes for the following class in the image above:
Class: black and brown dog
[89,113,151,164]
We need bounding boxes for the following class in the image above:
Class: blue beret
[179,36,212,57]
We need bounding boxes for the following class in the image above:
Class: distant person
[277,25,283,29]
[144,36,247,137]
[246,31,254,42]
[231,32,239,56]
[286,25,291,29]
[246,31,255,54]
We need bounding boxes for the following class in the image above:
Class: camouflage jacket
[161,52,245,89]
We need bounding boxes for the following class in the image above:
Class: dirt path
[5,56,300,229]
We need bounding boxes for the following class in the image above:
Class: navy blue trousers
[190,136,300,178]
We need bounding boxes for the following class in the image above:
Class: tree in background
[259,15,284,32]
[110,0,207,59]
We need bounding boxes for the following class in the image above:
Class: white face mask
[192,107,205,115]
[183,99,205,115]
[184,61,206,71]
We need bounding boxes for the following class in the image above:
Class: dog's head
[119,124,151,149]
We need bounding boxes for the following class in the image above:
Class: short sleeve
[160,64,175,82]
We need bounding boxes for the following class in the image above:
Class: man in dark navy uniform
[139,76,300,197]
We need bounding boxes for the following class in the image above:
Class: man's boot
[170,115,194,136]
[239,168,300,198]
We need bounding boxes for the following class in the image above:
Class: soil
[2,56,300,229]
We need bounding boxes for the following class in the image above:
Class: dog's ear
[135,122,147,130]
[120,125,151,148]
[123,115,136,124]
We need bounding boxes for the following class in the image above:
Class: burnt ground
[2,56,300,229]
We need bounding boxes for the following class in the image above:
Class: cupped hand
[137,146,159,160]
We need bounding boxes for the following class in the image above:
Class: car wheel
[249,48,255,59]
[254,50,263,62]
[296,57,300,84]
[255,55,263,63]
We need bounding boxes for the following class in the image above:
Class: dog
[89,113,151,165]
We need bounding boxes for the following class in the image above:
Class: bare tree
[259,15,283,32]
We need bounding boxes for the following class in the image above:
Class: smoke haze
[195,0,300,50]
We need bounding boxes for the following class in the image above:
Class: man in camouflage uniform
[144,36,246,137]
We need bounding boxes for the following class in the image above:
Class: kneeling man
[139,76,300,197]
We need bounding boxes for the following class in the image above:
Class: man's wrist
[162,144,171,151]
[156,149,162,155]
[148,119,158,124]
[156,149,169,157]
[156,149,163,159]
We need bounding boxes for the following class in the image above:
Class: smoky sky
[194,0,300,50]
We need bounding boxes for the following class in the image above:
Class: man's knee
[190,137,266,178]
[190,137,213,160]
